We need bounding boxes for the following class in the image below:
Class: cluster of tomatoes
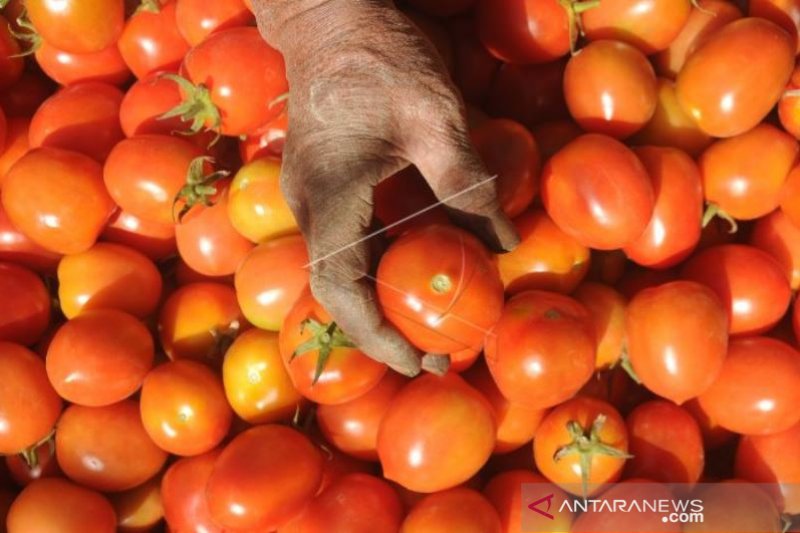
[1,0,800,531]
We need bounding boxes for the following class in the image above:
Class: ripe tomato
[573,282,627,369]
[56,400,167,492]
[582,0,692,54]
[564,40,657,139]
[681,244,792,335]
[57,243,162,319]
[109,474,163,532]
[223,328,304,425]
[0,71,56,119]
[402,487,500,533]
[531,120,584,160]
[158,282,246,363]
[471,118,540,218]
[26,0,124,54]
[377,224,504,354]
[35,41,131,87]
[372,167,450,237]
[653,0,742,78]
[119,75,186,137]
[314,438,377,493]
[0,343,62,455]
[377,374,495,493]
[781,162,800,226]
[2,148,115,255]
[794,297,800,343]
[483,470,574,533]
[162,450,223,533]
[0,14,23,90]
[486,60,569,127]
[206,424,323,530]
[683,482,782,533]
[751,0,800,52]
[0,117,30,184]
[624,146,703,268]
[570,480,675,532]
[175,0,253,46]
[5,439,62,486]
[683,397,735,451]
[496,209,590,295]
[102,210,177,261]
[6,478,116,533]
[0,263,50,346]
[485,290,595,409]
[176,27,287,136]
[239,109,288,161]
[541,134,654,250]
[29,82,124,162]
[0,203,61,273]
[227,157,298,243]
[46,310,154,406]
[118,0,190,79]
[676,18,795,138]
[750,209,800,290]
[140,360,233,456]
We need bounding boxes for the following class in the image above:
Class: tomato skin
[750,0,800,52]
[401,487,501,533]
[487,60,569,128]
[0,203,61,274]
[372,167,450,237]
[26,0,124,54]
[118,0,190,79]
[683,397,735,450]
[0,118,30,186]
[2,148,115,255]
[0,14,23,90]
[699,336,800,435]
[102,209,177,261]
[0,263,50,346]
[531,120,584,160]
[681,244,792,335]
[676,18,795,138]
[781,164,800,229]
[0,71,56,119]
[35,41,131,87]
[795,297,800,344]
[573,282,627,369]
[119,75,186,137]
[109,474,163,532]
[5,440,62,486]
[570,480,676,532]
[483,470,573,533]
[162,450,223,533]
[175,0,254,46]
[684,482,783,533]
[239,109,288,161]
[377,374,495,493]
[623,146,703,268]
[750,209,800,290]
[140,359,233,456]
[29,82,124,162]
[564,40,657,139]
[377,224,504,354]
[206,424,323,531]
[6,478,116,533]
[541,134,654,250]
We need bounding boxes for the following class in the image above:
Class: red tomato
[406,0,474,16]
[533,396,629,496]
[683,397,735,450]
[570,480,676,532]
[109,474,163,532]
[176,27,288,136]
[486,60,569,127]
[26,0,124,53]
[0,70,56,118]
[531,120,584,159]
[118,0,190,79]
[582,0,692,53]
[206,424,323,531]
[751,0,800,52]
[35,41,131,86]
[372,167,450,237]
[485,290,595,409]
[140,360,233,456]
[5,440,62,486]
[0,117,30,185]
[377,224,504,354]
[448,344,482,373]
[0,343,62,455]
[750,209,800,290]
[162,450,223,533]
[28,82,124,162]
[681,244,792,335]
[102,209,177,261]
[471,118,540,218]
[541,134,654,250]
[623,146,703,268]
[625,280,728,404]
[0,203,61,273]
[573,282,627,369]
[676,18,795,137]
[6,478,116,533]
[683,482,782,533]
[377,374,495,493]
[781,164,800,228]
[401,487,500,533]
[585,249,627,286]
[2,148,115,255]
[449,17,500,105]
[698,337,800,435]
[483,470,573,533]
[0,263,50,346]
[239,109,288,161]
[0,14,23,90]
[175,0,253,45]
[119,75,186,137]
[56,400,168,492]
[314,438,378,493]
[46,310,154,407]
[564,40,657,139]
[795,297,800,343]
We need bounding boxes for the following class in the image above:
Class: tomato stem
[617,349,641,385]
[702,203,738,234]
[159,74,222,146]
[559,0,600,54]
[8,10,41,58]
[172,156,230,223]
[430,274,453,294]
[18,428,56,470]
[137,0,162,14]
[291,318,356,385]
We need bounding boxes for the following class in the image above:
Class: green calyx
[558,0,601,55]
[19,428,56,470]
[159,74,222,145]
[172,156,229,223]
[702,202,738,234]
[291,318,356,385]
[9,10,42,57]
[137,0,162,14]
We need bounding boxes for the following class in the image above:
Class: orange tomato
[483,470,573,533]
[750,208,800,290]
[780,164,800,228]
[101,209,177,261]
[25,0,124,54]
[573,282,627,369]
[401,488,501,533]
[109,475,164,533]
[0,117,30,185]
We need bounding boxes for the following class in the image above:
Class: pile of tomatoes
[1,0,800,531]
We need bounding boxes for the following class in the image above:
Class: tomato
[162,450,223,533]
[683,482,782,533]
[0,343,62,455]
[683,397,735,451]
[158,282,246,363]
[676,18,795,138]
[795,297,800,343]
[750,209,800,290]
[35,41,131,87]
[533,396,629,496]
[681,244,792,335]
[5,440,62,486]
[29,82,124,162]
[573,282,627,369]
[175,0,253,46]
[377,224,504,354]
[653,0,742,78]
[109,474,163,532]
[582,0,692,54]
[615,265,678,300]
[0,117,30,185]
[464,360,547,454]
[0,203,61,273]
[56,400,168,492]
[751,0,800,52]
[406,0,474,16]
[119,74,186,137]
[372,167,450,237]
[487,60,569,127]
[283,473,403,533]
[449,17,500,106]
[585,249,627,286]
[206,424,323,531]
[175,27,288,136]
[46,310,154,406]
[0,71,56,119]
[102,209,177,261]
[531,120,584,160]
[401,487,500,533]
[6,478,116,533]
[564,40,657,139]
[239,109,288,162]
[315,438,377,493]
[483,470,573,533]
[570,480,675,532]
[140,359,233,456]
[471,119,540,218]
[118,0,190,79]
[781,164,800,229]
[227,157,298,243]
[26,0,123,53]
[541,134,654,250]
[448,345,482,373]
[477,0,571,64]
[496,209,590,295]
[0,14,23,90]
[0,263,50,346]
[485,290,595,409]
